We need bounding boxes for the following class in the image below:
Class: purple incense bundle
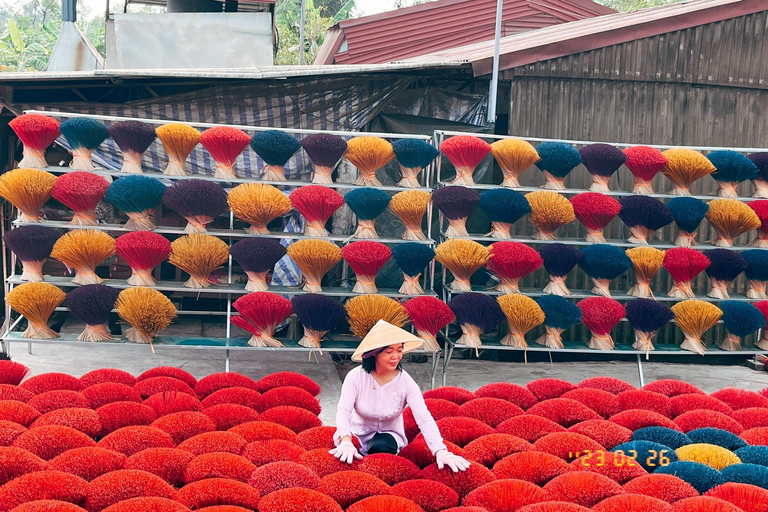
[618,195,674,244]
[291,294,346,351]
[4,225,61,282]
[447,292,505,356]
[703,249,748,299]
[432,185,480,237]
[63,284,121,342]
[539,243,582,296]
[108,121,157,174]
[300,133,347,184]
[625,299,675,354]
[579,143,627,192]
[229,238,287,292]
[749,153,768,198]
[162,179,229,234]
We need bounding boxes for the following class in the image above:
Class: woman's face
[375,344,404,372]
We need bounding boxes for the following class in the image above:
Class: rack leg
[27,342,31,355]
[225,350,230,373]
[430,352,441,390]
[442,343,455,387]
[636,354,645,387]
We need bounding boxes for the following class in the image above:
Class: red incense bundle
[115,231,172,286]
[753,301,768,350]
[8,114,60,169]
[50,172,109,226]
[485,242,543,294]
[200,126,251,179]
[289,185,344,238]
[577,297,625,351]
[403,296,455,353]
[570,193,621,243]
[231,292,292,348]
[623,146,668,195]
[440,135,491,186]
[663,247,710,298]
[749,200,768,248]
[340,241,392,294]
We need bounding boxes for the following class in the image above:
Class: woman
[330,320,470,472]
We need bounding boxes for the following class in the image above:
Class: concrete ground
[7,342,768,426]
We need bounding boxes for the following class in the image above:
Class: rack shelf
[443,286,762,303]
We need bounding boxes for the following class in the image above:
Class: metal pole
[487,0,503,125]
[298,0,307,65]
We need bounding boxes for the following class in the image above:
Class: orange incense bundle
[389,190,431,241]
[228,183,291,235]
[115,287,176,350]
[156,123,201,176]
[286,239,341,293]
[200,126,251,179]
[623,146,668,195]
[345,294,409,338]
[497,294,544,350]
[626,246,665,298]
[485,241,543,294]
[168,234,229,289]
[440,135,491,186]
[115,231,171,286]
[749,200,768,248]
[663,247,710,298]
[526,191,575,240]
[5,282,65,339]
[706,198,761,247]
[661,148,716,196]
[8,114,60,169]
[671,300,721,355]
[0,168,56,223]
[345,136,395,187]
[578,297,625,350]
[570,192,621,243]
[341,241,392,294]
[50,172,109,226]
[289,185,344,237]
[231,292,292,347]
[434,239,489,292]
[490,138,540,188]
[50,229,115,285]
[403,296,454,352]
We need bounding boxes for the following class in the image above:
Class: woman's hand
[329,439,363,464]
[436,449,471,472]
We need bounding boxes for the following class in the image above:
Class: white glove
[329,439,363,464]
[436,449,471,472]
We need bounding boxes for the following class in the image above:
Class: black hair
[362,357,403,373]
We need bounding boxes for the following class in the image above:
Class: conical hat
[351,319,423,362]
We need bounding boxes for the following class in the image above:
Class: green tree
[596,0,683,11]
[274,0,354,64]
[0,18,50,71]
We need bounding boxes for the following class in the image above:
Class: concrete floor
[7,342,768,426]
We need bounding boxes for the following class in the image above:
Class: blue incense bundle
[4,225,61,282]
[534,294,581,349]
[478,188,530,239]
[432,185,480,237]
[687,428,747,451]
[708,150,758,198]
[250,130,301,182]
[392,139,440,188]
[229,238,287,292]
[742,249,768,299]
[632,427,692,450]
[618,195,674,244]
[668,197,709,247]
[579,143,627,192]
[749,153,768,198]
[578,244,632,297]
[447,292,504,355]
[655,461,725,494]
[63,284,120,342]
[625,299,675,353]
[104,175,166,231]
[161,179,228,234]
[391,243,434,295]
[534,141,582,190]
[59,117,109,171]
[108,121,156,174]
[721,463,768,489]
[300,133,347,184]
[292,294,346,351]
[703,249,748,299]
[539,243,582,296]
[719,301,765,350]
[344,187,391,239]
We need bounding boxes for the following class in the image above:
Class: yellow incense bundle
[115,287,176,350]
[671,300,722,355]
[345,136,395,187]
[490,138,540,188]
[5,282,65,339]
[706,198,761,247]
[434,239,489,292]
[497,294,544,349]
[389,190,431,241]
[345,294,409,338]
[227,183,292,235]
[626,247,665,298]
[526,191,575,240]
[661,148,716,196]
[286,239,342,293]
[169,234,229,289]
[0,168,56,223]
[156,123,201,176]
[50,230,116,285]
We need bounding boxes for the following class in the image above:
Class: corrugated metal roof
[314,0,614,65]
[404,0,768,76]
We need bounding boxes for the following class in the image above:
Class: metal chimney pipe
[62,0,77,22]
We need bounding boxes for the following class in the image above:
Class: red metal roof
[314,0,614,65]
[405,0,767,75]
